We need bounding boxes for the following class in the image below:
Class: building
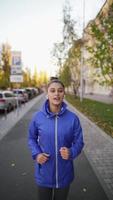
[83,0,113,95]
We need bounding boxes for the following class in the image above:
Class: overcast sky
[0,0,106,76]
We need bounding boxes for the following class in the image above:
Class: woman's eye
[50,90,63,93]
[58,90,63,93]
[50,89,55,93]
[49,88,64,93]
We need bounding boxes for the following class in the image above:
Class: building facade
[82,0,113,95]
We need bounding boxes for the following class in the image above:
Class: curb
[0,93,44,141]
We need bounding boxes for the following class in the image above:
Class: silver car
[13,89,28,103]
[0,90,17,112]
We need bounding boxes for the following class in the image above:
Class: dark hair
[47,79,65,89]
[50,76,58,81]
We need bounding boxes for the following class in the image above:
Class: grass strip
[66,94,113,138]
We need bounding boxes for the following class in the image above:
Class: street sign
[10,51,23,83]
[10,75,23,83]
[11,51,22,67]
[11,66,22,75]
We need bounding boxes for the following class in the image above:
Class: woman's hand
[36,153,50,164]
[60,147,70,160]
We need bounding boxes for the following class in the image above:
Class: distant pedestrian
[28,79,84,200]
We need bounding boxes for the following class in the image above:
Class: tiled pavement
[0,94,113,200]
[68,103,113,200]
[84,94,113,104]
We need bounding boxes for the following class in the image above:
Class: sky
[0,0,106,76]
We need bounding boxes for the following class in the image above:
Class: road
[0,95,108,200]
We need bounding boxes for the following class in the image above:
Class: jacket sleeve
[70,115,84,159]
[28,114,42,160]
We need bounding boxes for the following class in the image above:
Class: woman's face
[47,82,65,106]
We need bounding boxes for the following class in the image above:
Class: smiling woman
[28,79,84,200]
[47,80,65,113]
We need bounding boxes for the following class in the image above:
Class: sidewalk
[0,94,44,141]
[68,102,113,200]
[84,94,113,104]
[0,94,113,199]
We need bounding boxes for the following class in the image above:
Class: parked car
[13,89,28,103]
[25,88,34,99]
[0,90,17,112]
[25,87,39,99]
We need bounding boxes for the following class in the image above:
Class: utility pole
[80,0,85,102]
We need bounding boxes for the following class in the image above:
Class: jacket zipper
[55,115,58,188]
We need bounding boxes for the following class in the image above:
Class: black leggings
[37,185,70,200]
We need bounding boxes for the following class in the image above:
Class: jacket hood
[42,99,67,117]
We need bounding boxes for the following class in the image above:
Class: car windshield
[0,94,3,98]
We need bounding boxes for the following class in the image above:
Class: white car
[0,90,17,112]
[13,89,28,103]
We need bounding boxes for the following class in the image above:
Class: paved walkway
[84,94,113,104]
[68,102,113,200]
[0,94,43,141]
[0,93,113,200]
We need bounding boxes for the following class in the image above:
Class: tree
[87,3,113,88]
[21,69,29,87]
[52,0,78,90]
[59,62,71,88]
[62,0,77,49]
[0,69,4,88]
[67,39,83,95]
[31,65,39,87]
[38,71,48,86]
[52,42,64,70]
[1,43,12,89]
[53,0,77,64]
[24,67,32,87]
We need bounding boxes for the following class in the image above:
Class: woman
[28,79,84,200]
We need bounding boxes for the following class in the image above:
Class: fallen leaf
[11,163,15,167]
[83,188,87,192]
[22,172,27,176]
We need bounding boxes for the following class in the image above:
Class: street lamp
[80,0,85,102]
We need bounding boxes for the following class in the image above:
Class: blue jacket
[28,100,84,188]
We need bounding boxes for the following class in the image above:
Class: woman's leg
[53,186,70,200]
[37,186,53,200]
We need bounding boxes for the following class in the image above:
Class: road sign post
[10,51,23,115]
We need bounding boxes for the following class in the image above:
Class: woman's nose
[55,91,59,95]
